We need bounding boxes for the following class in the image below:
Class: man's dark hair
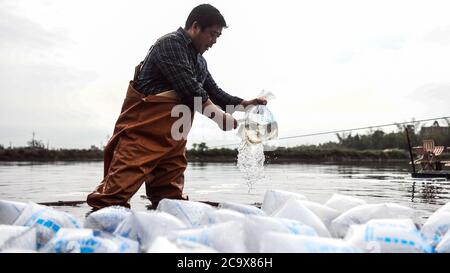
[185,4,227,30]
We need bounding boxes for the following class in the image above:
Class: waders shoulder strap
[133,45,155,82]
[133,61,144,82]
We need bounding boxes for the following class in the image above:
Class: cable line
[209,116,450,148]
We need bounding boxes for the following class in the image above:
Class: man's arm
[203,71,243,113]
[201,98,238,131]
[203,71,267,112]
[155,39,237,131]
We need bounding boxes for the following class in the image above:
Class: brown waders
[87,66,192,210]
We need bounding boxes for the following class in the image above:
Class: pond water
[1,161,449,222]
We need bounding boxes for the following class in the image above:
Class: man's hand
[240,98,268,107]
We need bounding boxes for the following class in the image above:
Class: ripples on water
[0,161,449,221]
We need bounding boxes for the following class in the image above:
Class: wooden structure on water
[406,128,450,179]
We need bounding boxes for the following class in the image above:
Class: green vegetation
[1,123,448,163]
[320,127,450,151]
[0,145,103,161]
[186,124,450,163]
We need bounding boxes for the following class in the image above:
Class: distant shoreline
[0,146,427,164]
[4,125,447,164]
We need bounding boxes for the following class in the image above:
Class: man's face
[191,24,223,54]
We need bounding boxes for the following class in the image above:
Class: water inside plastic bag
[237,90,278,144]
[241,105,278,144]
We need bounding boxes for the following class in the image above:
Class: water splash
[237,140,266,193]
[236,90,277,193]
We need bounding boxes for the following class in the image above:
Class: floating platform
[411,172,450,179]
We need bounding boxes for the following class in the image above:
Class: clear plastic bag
[114,211,186,251]
[436,229,450,253]
[324,193,367,214]
[199,209,246,226]
[260,232,361,253]
[167,221,247,253]
[13,202,81,249]
[218,201,266,216]
[238,90,278,144]
[84,206,131,233]
[330,203,416,238]
[244,215,318,252]
[345,219,432,253]
[421,202,450,247]
[146,236,218,253]
[0,200,27,225]
[156,199,215,227]
[41,228,139,253]
[272,198,331,237]
[0,225,37,252]
[261,189,308,216]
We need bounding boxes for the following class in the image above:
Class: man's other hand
[240,98,268,107]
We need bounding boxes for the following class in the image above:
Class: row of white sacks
[1,189,450,253]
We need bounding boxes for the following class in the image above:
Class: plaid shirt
[134,27,243,111]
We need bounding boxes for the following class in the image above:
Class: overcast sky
[1,0,449,149]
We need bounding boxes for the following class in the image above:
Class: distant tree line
[186,124,450,163]
[320,125,449,151]
[1,123,448,162]
[0,143,103,161]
